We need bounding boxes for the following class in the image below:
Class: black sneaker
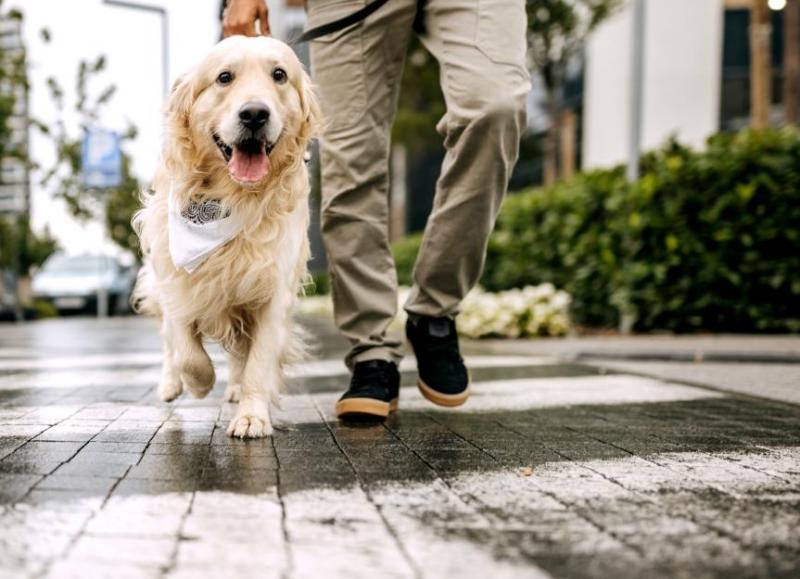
[406,316,469,407]
[336,360,400,420]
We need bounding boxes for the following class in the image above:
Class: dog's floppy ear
[298,68,322,143]
[164,73,199,172]
[166,73,197,127]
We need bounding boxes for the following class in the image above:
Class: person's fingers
[222,7,232,37]
[243,19,257,37]
[258,5,271,36]
[225,20,256,37]
[222,4,258,37]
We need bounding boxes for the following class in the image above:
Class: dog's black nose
[238,102,270,131]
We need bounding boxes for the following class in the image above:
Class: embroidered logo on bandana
[168,189,244,274]
[181,200,231,225]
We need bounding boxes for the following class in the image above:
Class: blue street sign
[82,128,122,189]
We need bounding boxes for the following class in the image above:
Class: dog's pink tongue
[228,149,271,183]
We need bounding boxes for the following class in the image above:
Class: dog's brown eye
[272,67,287,84]
[217,71,233,86]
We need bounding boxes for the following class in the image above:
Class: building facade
[0,16,30,217]
[583,0,791,169]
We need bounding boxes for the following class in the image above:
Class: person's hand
[223,0,270,37]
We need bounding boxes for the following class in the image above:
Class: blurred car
[32,254,137,315]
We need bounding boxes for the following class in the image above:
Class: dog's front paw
[223,382,241,403]
[158,380,183,402]
[227,414,272,438]
[227,398,272,438]
[180,360,215,399]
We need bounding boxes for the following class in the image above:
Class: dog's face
[168,36,318,186]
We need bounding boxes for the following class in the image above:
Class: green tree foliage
[392,231,423,287]
[0,4,25,162]
[391,36,446,151]
[34,32,140,257]
[0,5,58,274]
[0,214,57,274]
[395,129,800,333]
[105,155,142,256]
[526,0,620,182]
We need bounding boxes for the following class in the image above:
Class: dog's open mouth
[213,133,277,184]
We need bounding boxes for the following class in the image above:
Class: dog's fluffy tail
[130,263,161,317]
[271,317,314,410]
[282,319,312,369]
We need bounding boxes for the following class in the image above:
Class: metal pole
[11,224,24,323]
[162,8,170,98]
[103,0,169,98]
[627,0,646,183]
[619,0,647,334]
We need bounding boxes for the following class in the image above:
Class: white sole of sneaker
[417,379,469,407]
[336,397,399,419]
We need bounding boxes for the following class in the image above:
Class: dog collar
[167,186,244,274]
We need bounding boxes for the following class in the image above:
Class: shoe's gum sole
[417,379,469,407]
[336,397,399,419]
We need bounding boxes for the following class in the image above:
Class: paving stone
[118,406,174,422]
[20,405,83,425]
[69,534,176,567]
[45,560,162,579]
[0,473,42,503]
[127,452,209,481]
[0,424,51,439]
[33,420,110,442]
[85,493,191,538]
[284,485,416,578]
[91,420,162,443]
[70,404,129,421]
[21,489,107,507]
[150,420,215,445]
[36,475,119,493]
[83,441,149,454]
[0,441,84,475]
[0,436,28,462]
[169,407,220,422]
[0,528,74,577]
[113,478,198,496]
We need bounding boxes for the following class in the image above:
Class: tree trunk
[751,0,773,129]
[544,91,559,186]
[560,109,577,180]
[389,145,407,242]
[785,0,800,125]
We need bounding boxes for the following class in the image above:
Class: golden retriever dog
[133,36,320,438]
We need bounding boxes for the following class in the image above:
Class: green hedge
[393,233,424,287]
[394,129,800,332]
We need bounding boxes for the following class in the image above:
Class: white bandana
[168,187,244,274]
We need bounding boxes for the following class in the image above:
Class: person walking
[224,0,530,420]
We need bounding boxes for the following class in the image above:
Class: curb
[573,351,800,365]
[576,360,800,409]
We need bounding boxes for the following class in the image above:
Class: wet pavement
[0,316,799,578]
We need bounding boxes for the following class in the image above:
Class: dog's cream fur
[133,36,320,438]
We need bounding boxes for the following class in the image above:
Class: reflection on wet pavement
[0,317,799,578]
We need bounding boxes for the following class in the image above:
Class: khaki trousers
[308,0,530,368]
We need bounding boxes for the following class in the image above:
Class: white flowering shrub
[297,283,572,339]
[457,284,571,338]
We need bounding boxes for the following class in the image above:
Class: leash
[296,0,391,43]
[295,0,426,44]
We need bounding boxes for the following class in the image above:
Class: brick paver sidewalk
[0,317,798,578]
